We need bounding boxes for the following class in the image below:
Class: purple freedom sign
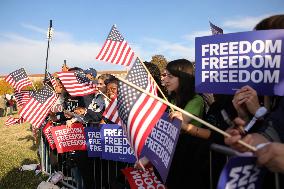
[101,124,136,163]
[141,112,181,183]
[84,127,102,157]
[195,29,284,96]
[217,156,265,189]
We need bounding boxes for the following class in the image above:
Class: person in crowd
[97,73,116,106]
[256,142,284,173]
[161,59,208,188]
[64,67,105,126]
[105,76,119,100]
[225,14,284,151]
[224,14,284,187]
[49,78,68,125]
[0,95,6,117]
[161,69,167,87]
[61,61,70,71]
[57,66,104,189]
[97,74,115,94]
[84,68,98,85]
[144,61,169,100]
[6,95,14,116]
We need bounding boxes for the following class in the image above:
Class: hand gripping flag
[57,70,97,96]
[96,25,134,66]
[5,68,33,91]
[19,85,58,129]
[117,58,167,157]
[209,21,223,35]
[14,90,34,107]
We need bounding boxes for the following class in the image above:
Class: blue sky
[0,0,283,75]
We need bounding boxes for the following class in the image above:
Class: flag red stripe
[57,72,97,96]
[126,52,134,66]
[105,41,118,62]
[110,42,122,63]
[100,40,113,60]
[137,101,166,155]
[96,40,108,59]
[20,92,57,128]
[132,96,154,148]
[121,47,131,66]
[128,95,150,147]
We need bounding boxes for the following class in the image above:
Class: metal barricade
[39,126,131,189]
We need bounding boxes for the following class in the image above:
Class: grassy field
[0,116,46,189]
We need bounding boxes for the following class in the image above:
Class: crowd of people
[5,14,284,189]
[0,94,16,117]
[134,14,284,189]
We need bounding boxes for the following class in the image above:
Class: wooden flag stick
[117,77,257,152]
[98,89,111,102]
[137,57,174,112]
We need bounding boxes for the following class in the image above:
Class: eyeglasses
[161,73,173,78]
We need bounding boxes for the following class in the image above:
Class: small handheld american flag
[209,21,223,35]
[57,70,97,96]
[14,90,34,107]
[19,85,58,129]
[5,68,33,91]
[117,58,167,157]
[96,25,134,67]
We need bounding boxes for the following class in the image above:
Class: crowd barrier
[39,126,281,189]
[39,124,131,189]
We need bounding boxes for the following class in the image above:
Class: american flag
[47,72,57,90]
[103,98,121,125]
[5,116,25,126]
[117,58,167,157]
[19,85,58,129]
[5,68,33,91]
[14,90,34,107]
[134,58,158,95]
[96,25,134,67]
[209,21,223,35]
[57,70,97,96]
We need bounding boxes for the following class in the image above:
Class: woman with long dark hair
[163,59,209,188]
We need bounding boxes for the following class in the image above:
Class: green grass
[0,116,46,189]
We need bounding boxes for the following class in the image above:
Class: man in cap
[84,68,97,80]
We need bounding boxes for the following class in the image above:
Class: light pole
[44,20,53,83]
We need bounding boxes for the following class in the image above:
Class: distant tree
[0,80,13,95]
[32,80,44,90]
[150,55,168,72]
[0,79,44,95]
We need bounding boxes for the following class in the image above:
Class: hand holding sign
[224,118,270,153]
[256,142,284,173]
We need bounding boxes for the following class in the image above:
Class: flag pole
[98,90,111,101]
[44,20,53,83]
[137,57,174,112]
[117,76,257,152]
